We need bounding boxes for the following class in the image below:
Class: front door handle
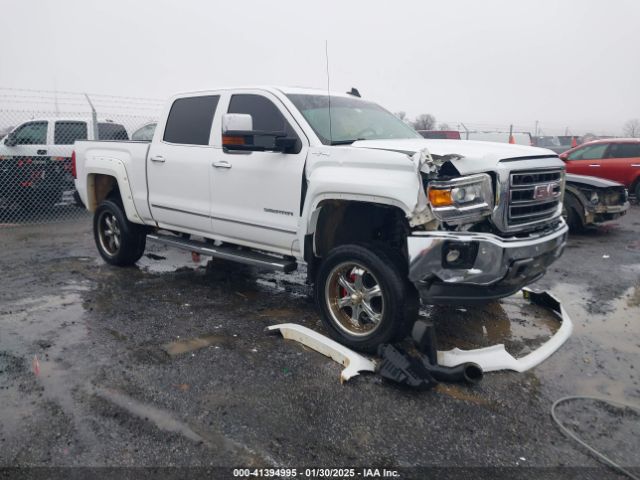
[212,161,232,169]
[150,155,165,163]
[588,164,600,167]
[631,164,640,168]
[37,149,47,155]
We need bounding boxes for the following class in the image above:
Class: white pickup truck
[1,118,128,208]
[74,86,568,351]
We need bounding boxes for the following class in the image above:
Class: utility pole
[460,122,470,140]
[534,120,539,137]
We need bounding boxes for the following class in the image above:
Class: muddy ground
[0,207,639,479]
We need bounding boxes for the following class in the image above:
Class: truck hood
[349,138,558,175]
[566,173,624,189]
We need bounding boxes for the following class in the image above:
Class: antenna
[325,40,333,144]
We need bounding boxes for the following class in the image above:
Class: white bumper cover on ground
[267,288,573,382]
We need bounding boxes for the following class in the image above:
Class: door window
[567,143,608,160]
[163,96,220,145]
[227,94,300,151]
[10,121,47,145]
[606,143,640,159]
[54,121,88,145]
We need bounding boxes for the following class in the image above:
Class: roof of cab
[172,85,358,100]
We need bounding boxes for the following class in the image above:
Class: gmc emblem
[533,183,556,200]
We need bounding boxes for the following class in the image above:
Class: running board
[147,234,297,273]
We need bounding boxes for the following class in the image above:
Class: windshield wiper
[330,138,365,145]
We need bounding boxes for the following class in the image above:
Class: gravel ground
[0,206,638,480]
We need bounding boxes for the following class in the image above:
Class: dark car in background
[532,136,578,154]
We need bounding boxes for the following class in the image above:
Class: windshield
[286,94,421,145]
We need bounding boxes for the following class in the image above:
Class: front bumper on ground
[407,220,568,304]
[266,289,573,378]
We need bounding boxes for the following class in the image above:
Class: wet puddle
[162,334,230,356]
[0,289,96,442]
[138,245,203,273]
[424,292,560,357]
[542,282,639,403]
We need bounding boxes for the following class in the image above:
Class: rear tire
[315,244,418,352]
[94,198,146,266]
[634,181,640,205]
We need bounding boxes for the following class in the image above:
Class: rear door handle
[631,164,640,168]
[150,155,165,163]
[588,164,600,167]
[212,161,232,169]
[37,149,47,155]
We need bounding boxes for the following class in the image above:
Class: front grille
[508,169,563,226]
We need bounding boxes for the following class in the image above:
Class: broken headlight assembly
[427,173,493,225]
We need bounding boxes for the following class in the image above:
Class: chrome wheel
[97,210,121,256]
[325,261,384,336]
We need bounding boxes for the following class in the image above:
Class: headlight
[589,191,599,205]
[427,173,493,224]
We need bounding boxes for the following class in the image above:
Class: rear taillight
[71,151,77,179]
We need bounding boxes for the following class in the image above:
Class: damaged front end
[407,147,568,304]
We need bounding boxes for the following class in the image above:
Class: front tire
[94,198,146,266]
[315,244,418,352]
[562,192,585,232]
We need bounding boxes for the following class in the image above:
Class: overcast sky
[1,0,639,135]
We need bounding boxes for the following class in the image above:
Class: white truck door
[209,92,307,255]
[147,94,220,234]
[1,121,51,203]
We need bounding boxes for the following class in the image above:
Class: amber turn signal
[428,188,454,207]
[222,135,245,145]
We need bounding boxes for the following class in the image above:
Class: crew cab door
[602,142,640,187]
[147,94,220,234]
[209,92,307,255]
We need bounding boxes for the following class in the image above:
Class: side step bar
[147,233,297,273]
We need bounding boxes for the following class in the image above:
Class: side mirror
[221,113,296,153]
[222,113,253,133]
[559,152,568,161]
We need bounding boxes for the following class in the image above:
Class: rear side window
[98,123,129,141]
[11,121,47,145]
[567,143,608,160]
[607,143,640,158]
[163,96,220,145]
[55,121,87,145]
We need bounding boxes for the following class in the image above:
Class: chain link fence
[0,88,162,226]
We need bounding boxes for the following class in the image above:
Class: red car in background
[560,138,640,199]
[417,130,461,140]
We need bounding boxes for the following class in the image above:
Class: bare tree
[412,114,436,131]
[623,119,640,138]
[394,111,407,121]
[438,122,450,131]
